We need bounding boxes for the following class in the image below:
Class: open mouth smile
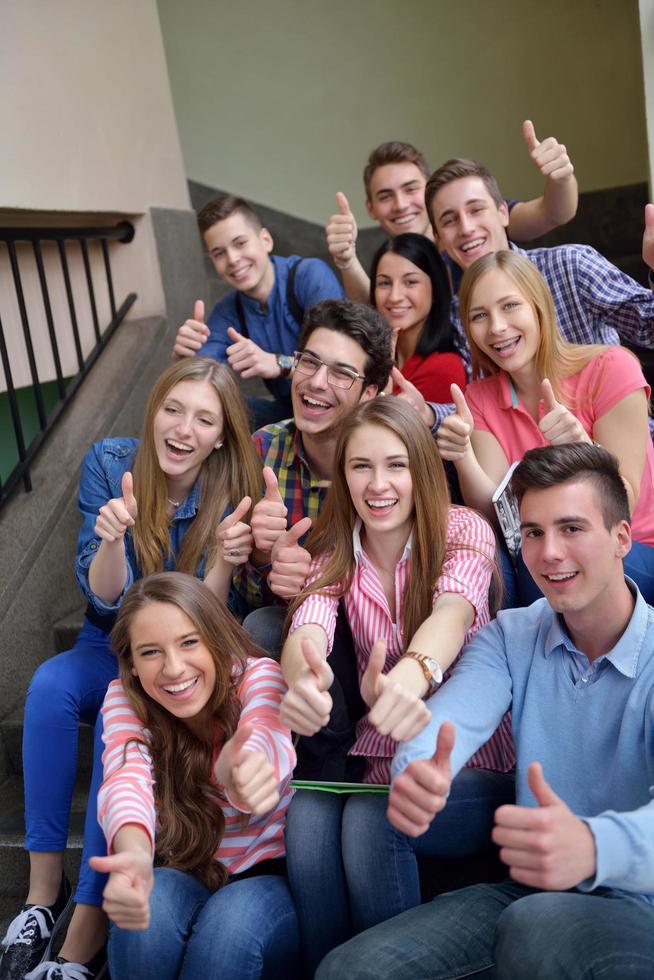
[165,439,194,458]
[162,676,199,696]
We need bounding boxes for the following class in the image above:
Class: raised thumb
[528,761,562,807]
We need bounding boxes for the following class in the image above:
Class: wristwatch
[276,354,294,377]
[403,651,443,695]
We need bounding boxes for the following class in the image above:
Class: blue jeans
[23,618,116,905]
[285,769,515,976]
[316,880,654,979]
[108,868,299,980]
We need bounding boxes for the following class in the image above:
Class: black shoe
[25,945,107,980]
[0,876,72,980]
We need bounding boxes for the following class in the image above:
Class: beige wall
[1,1,191,388]
[158,0,648,228]
[640,0,654,194]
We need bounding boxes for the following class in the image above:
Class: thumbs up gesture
[538,378,589,445]
[251,467,289,553]
[387,722,456,836]
[391,367,435,427]
[522,120,574,182]
[268,516,313,597]
[213,723,280,815]
[95,471,138,542]
[325,192,359,270]
[89,849,153,930]
[225,326,280,380]
[216,496,253,566]
[280,636,334,735]
[492,761,596,889]
[173,300,210,360]
[435,384,474,460]
[643,203,654,272]
[361,640,431,742]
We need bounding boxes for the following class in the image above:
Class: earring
[214,440,223,450]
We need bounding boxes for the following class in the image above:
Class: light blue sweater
[393,586,654,904]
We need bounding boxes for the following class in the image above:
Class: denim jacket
[75,438,205,629]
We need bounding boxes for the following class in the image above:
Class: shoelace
[25,960,91,980]
[1,906,53,947]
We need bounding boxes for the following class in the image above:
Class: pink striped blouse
[98,657,296,875]
[290,506,515,782]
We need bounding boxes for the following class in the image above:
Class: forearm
[113,825,154,859]
[339,256,371,302]
[508,177,578,241]
[88,539,130,605]
[281,623,329,686]
[402,595,474,676]
[453,452,500,523]
[203,557,234,604]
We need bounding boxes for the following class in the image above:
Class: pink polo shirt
[465,346,654,545]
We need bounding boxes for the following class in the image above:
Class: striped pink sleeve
[98,679,156,855]
[222,657,296,812]
[288,554,340,653]
[436,507,496,633]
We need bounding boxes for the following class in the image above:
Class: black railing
[0,221,137,508]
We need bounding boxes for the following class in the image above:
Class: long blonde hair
[287,398,451,646]
[110,572,267,891]
[459,251,613,403]
[132,358,262,576]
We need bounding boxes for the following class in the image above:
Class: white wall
[0,1,192,388]
[158,0,648,227]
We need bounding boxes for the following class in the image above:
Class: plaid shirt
[430,243,654,431]
[235,419,329,610]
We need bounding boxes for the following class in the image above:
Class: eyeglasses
[292,351,365,390]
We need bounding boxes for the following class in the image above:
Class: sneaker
[25,945,107,980]
[0,876,73,980]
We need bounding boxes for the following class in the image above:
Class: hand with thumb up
[173,299,210,360]
[95,471,138,543]
[435,384,474,460]
[492,761,596,889]
[387,722,456,836]
[362,640,431,742]
[268,516,313,597]
[325,192,358,269]
[216,496,253,566]
[214,723,280,815]
[251,467,288,553]
[538,378,589,445]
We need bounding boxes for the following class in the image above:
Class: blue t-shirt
[199,254,344,399]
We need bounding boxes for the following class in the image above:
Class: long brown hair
[459,250,614,402]
[288,398,451,645]
[132,358,262,576]
[110,572,266,891]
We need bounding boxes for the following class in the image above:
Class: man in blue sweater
[173,195,343,428]
[317,442,654,980]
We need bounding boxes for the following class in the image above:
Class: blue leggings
[23,618,116,905]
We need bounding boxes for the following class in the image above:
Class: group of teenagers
[2,123,654,980]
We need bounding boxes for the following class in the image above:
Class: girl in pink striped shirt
[89,572,298,980]
[279,398,515,974]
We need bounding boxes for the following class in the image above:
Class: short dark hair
[298,299,393,392]
[510,444,630,531]
[425,158,504,231]
[369,233,456,359]
[197,195,262,235]
[363,141,430,200]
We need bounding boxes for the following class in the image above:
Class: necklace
[168,497,182,509]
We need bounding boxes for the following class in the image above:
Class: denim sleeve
[391,619,513,780]
[295,258,345,304]
[74,443,136,615]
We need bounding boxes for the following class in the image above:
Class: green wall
[157,0,648,227]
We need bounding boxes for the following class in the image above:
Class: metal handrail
[0,220,137,508]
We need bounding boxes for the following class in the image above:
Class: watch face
[277,355,294,373]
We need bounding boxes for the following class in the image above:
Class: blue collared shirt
[393,583,654,904]
[429,242,654,432]
[199,254,344,399]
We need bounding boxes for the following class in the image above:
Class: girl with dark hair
[89,572,297,980]
[279,398,514,974]
[370,232,466,402]
[1,359,262,980]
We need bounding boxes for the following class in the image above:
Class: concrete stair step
[53,609,86,655]
[1,720,94,777]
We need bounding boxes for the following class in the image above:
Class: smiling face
[203,212,274,302]
[366,163,431,238]
[467,268,540,381]
[519,480,631,621]
[291,326,377,437]
[344,423,414,544]
[153,379,223,491]
[129,601,217,737]
[374,252,432,335]
[431,176,509,270]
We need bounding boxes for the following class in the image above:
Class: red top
[396,351,467,402]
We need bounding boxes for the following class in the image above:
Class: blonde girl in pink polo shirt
[437,249,654,602]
